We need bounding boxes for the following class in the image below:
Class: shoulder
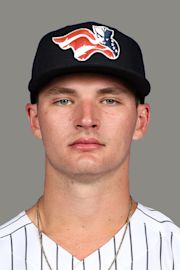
[0,212,36,268]
[0,211,32,252]
[127,203,180,268]
[0,211,31,238]
[135,202,180,244]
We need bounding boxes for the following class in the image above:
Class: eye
[101,99,119,105]
[55,99,73,106]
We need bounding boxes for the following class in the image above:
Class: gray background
[0,0,179,225]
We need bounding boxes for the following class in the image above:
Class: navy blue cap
[28,21,150,103]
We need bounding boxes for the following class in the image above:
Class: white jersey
[0,202,180,270]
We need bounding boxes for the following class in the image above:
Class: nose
[74,101,100,130]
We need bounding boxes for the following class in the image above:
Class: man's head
[28,21,150,105]
[26,22,150,181]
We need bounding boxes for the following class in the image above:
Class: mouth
[69,138,105,151]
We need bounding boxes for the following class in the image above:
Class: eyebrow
[96,87,127,95]
[45,87,77,96]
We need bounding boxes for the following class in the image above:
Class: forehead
[40,73,135,97]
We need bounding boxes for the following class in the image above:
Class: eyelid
[101,97,120,104]
[54,98,74,105]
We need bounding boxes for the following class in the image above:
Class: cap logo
[52,25,120,61]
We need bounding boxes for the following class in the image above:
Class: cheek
[105,110,137,131]
[38,109,73,144]
[41,108,73,129]
[104,112,137,145]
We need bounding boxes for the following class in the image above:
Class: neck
[26,161,137,260]
[39,160,133,232]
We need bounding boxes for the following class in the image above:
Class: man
[0,21,179,269]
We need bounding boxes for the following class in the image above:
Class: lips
[69,138,105,151]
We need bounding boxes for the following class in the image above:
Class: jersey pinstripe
[0,203,180,270]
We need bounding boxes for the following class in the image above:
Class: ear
[25,103,42,139]
[133,103,150,140]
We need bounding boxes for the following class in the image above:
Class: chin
[60,161,106,179]
[70,164,103,176]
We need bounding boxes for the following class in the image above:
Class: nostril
[76,124,97,128]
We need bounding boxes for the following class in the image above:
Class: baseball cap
[28,21,151,103]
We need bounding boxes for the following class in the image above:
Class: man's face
[26,73,150,180]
